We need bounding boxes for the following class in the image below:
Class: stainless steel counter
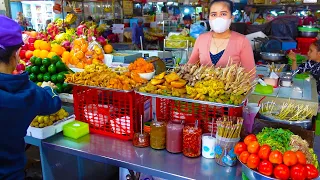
[43,133,243,180]
[42,133,320,180]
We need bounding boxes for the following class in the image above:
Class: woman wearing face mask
[188,0,255,73]
[0,15,61,179]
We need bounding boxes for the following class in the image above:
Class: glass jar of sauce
[150,121,166,150]
[133,132,150,148]
[183,125,202,157]
[166,122,184,153]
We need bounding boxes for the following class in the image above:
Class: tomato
[283,151,297,166]
[274,164,290,180]
[290,164,307,180]
[305,164,319,179]
[269,150,283,165]
[295,151,306,165]
[247,141,260,154]
[247,154,260,169]
[257,160,273,176]
[244,134,257,145]
[234,142,247,156]
[258,145,271,160]
[239,151,250,164]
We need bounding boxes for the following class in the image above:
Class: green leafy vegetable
[256,127,294,153]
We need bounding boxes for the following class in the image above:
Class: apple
[19,50,26,59]
[28,37,36,43]
[28,43,35,51]
[21,44,28,51]
[12,70,19,75]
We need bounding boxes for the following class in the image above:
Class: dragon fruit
[76,24,87,36]
[47,22,60,40]
[96,36,107,46]
[61,40,71,51]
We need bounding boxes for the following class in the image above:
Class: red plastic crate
[296,37,317,55]
[73,86,151,140]
[156,98,242,134]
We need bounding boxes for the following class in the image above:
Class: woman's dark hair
[312,40,320,51]
[209,0,234,13]
[0,45,21,64]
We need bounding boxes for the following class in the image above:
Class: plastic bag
[190,24,207,39]
[70,36,88,68]
[87,37,104,64]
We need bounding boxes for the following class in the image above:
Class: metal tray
[67,83,134,93]
[135,91,245,108]
[258,112,312,129]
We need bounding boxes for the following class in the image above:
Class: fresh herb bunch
[256,127,294,153]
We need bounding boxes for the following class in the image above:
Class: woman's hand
[288,50,297,62]
[41,81,57,89]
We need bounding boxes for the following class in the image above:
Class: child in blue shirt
[0,15,61,179]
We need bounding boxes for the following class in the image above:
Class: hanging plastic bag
[87,37,104,65]
[190,22,207,39]
[70,36,88,68]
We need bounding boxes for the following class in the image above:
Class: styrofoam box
[26,115,75,139]
[59,93,74,103]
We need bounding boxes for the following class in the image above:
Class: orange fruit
[62,51,70,61]
[51,45,64,56]
[92,54,98,59]
[72,56,80,65]
[81,44,88,52]
[85,50,93,57]
[92,59,100,65]
[76,62,84,69]
[86,58,92,65]
[39,50,49,59]
[33,49,41,57]
[34,40,42,50]
[103,44,113,54]
[75,51,84,59]
[73,45,81,52]
[47,52,57,59]
[98,54,104,60]
[62,57,69,65]
[29,31,38,38]
[40,41,51,51]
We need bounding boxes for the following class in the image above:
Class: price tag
[112,24,124,34]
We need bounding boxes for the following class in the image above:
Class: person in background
[188,0,255,73]
[45,19,52,29]
[199,12,205,20]
[254,13,265,25]
[303,14,316,25]
[131,19,144,50]
[16,12,28,31]
[161,2,168,13]
[289,40,320,96]
[183,15,193,29]
[87,16,94,22]
[0,15,61,179]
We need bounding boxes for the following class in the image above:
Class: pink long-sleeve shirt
[188,31,256,73]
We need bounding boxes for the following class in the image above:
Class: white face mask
[209,17,232,33]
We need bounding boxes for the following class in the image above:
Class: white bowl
[138,71,155,80]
